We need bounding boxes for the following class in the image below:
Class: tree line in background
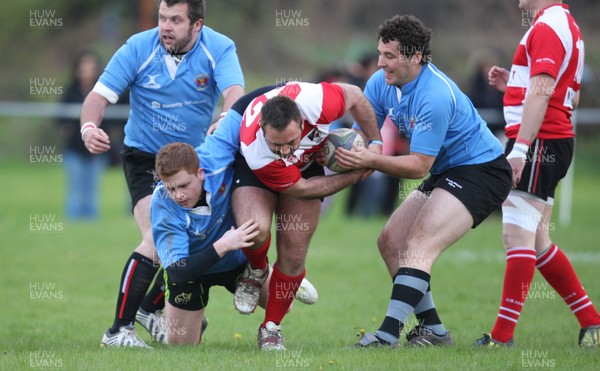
[3,0,600,105]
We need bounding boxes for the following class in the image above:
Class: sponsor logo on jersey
[143,74,161,89]
[535,57,555,65]
[196,74,210,91]
[151,101,161,109]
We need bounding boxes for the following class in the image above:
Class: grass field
[2,139,600,370]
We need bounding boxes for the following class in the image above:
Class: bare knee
[502,227,516,249]
[377,228,393,254]
[276,247,307,274]
[534,226,552,254]
[502,223,536,250]
[377,229,399,277]
[135,239,159,264]
[252,223,271,247]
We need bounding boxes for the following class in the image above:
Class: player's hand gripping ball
[322,128,364,173]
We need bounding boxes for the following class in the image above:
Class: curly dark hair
[377,15,432,65]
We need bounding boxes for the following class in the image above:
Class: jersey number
[564,38,585,109]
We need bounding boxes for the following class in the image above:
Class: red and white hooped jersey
[504,4,584,139]
[239,82,346,191]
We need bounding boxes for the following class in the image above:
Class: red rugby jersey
[504,4,584,139]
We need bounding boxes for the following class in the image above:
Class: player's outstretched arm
[208,84,245,134]
[166,219,259,284]
[80,91,111,154]
[336,147,435,179]
[282,169,365,200]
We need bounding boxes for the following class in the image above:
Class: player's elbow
[282,186,309,199]
[86,91,110,105]
[413,165,431,179]
[222,84,245,102]
[82,91,111,113]
[407,154,434,179]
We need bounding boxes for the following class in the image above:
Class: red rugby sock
[263,264,305,327]
[242,235,270,270]
[490,247,537,343]
[537,244,600,328]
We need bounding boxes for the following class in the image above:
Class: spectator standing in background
[468,55,504,111]
[58,51,110,220]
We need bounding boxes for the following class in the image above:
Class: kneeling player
[149,126,316,345]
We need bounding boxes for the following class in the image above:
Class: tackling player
[334,15,512,348]
[148,113,316,345]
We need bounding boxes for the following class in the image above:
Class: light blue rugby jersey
[94,26,244,153]
[361,64,503,175]
[150,111,245,273]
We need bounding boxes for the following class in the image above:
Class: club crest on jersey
[218,182,227,195]
[307,128,325,144]
[196,74,210,91]
[143,74,161,89]
[409,116,416,128]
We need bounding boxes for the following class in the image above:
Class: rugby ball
[322,128,364,173]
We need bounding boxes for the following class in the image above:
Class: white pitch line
[443,250,600,264]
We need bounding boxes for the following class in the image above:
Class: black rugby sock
[413,285,447,336]
[140,268,166,313]
[109,252,158,334]
[376,267,429,343]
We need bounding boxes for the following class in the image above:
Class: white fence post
[558,110,576,226]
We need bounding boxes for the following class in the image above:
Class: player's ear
[194,18,203,32]
[411,51,423,64]
[197,167,204,178]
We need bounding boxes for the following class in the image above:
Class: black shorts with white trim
[418,155,512,228]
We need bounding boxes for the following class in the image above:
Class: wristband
[516,137,532,147]
[506,142,529,160]
[219,111,227,119]
[80,122,97,140]
[368,139,383,146]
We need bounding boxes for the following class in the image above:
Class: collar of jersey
[399,64,427,95]
[188,189,212,215]
[534,4,568,23]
